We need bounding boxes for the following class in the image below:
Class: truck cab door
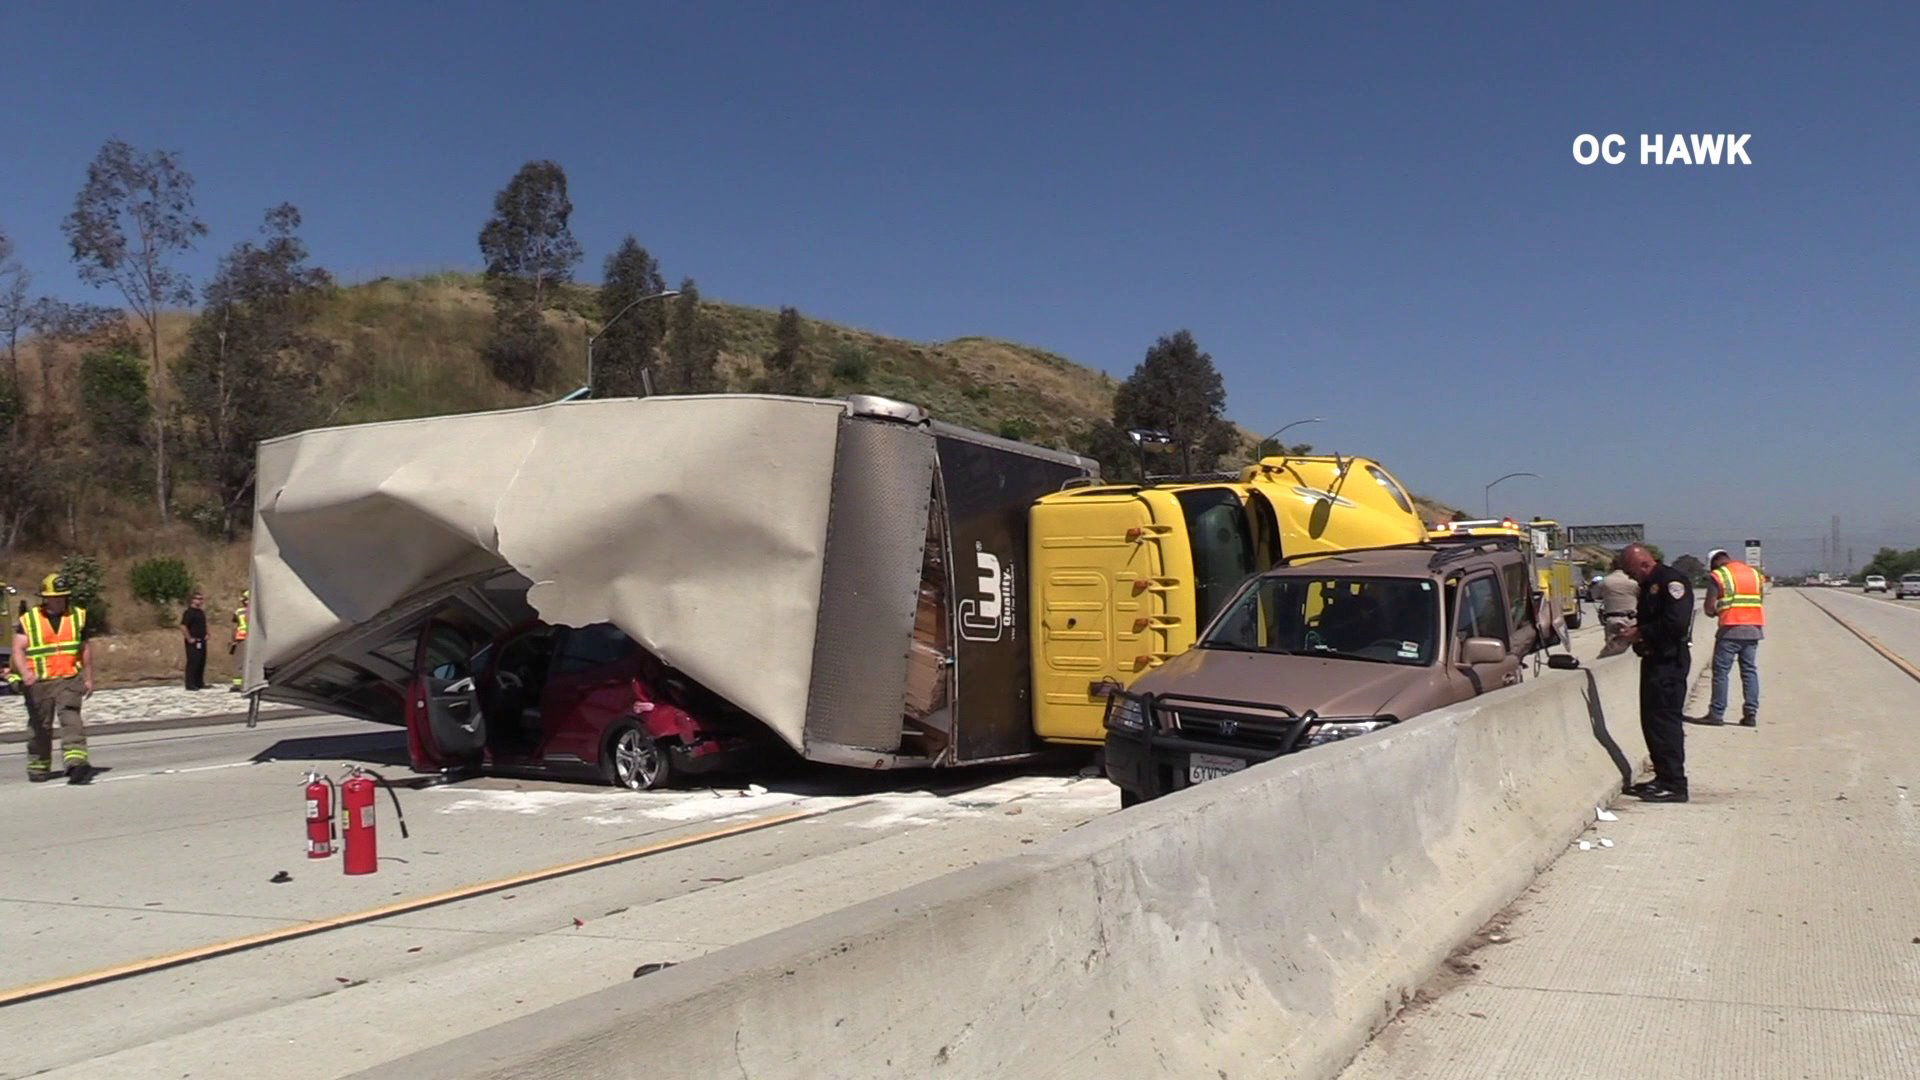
[405,621,488,772]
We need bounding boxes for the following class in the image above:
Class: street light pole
[1484,471,1541,518]
[1260,416,1324,453]
[583,288,679,398]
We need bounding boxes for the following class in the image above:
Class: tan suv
[1103,538,1546,805]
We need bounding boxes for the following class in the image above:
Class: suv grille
[1163,706,1300,752]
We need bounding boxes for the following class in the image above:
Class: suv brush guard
[1107,690,1349,756]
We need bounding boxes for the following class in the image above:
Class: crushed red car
[406,619,766,789]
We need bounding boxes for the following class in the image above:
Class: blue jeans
[1709,637,1760,720]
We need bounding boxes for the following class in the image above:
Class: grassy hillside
[303,274,1121,448]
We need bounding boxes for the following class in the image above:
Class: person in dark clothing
[181,592,209,691]
[1619,544,1694,802]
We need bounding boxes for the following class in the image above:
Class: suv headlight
[1104,695,1147,733]
[1299,718,1393,748]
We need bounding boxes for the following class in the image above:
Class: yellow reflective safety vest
[20,605,87,679]
[1712,560,1765,627]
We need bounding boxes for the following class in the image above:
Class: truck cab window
[1177,488,1259,629]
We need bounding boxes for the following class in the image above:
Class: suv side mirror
[1460,637,1506,666]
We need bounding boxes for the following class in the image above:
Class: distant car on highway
[1865,574,1889,593]
[1103,536,1546,806]
[1899,574,1920,599]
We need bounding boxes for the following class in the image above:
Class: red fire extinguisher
[339,765,409,876]
[304,771,336,859]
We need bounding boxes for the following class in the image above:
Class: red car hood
[1129,646,1438,720]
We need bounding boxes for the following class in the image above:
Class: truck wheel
[1119,789,1141,809]
[1565,609,1583,631]
[605,721,677,791]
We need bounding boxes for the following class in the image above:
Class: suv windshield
[1203,575,1439,665]
[1176,487,1259,629]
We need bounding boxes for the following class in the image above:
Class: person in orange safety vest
[11,573,97,783]
[1699,549,1763,727]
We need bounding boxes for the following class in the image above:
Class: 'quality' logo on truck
[959,543,1017,643]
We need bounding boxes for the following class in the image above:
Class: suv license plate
[1188,753,1247,784]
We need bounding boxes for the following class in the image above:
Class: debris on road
[1596,807,1619,822]
[269,870,292,884]
[633,962,677,978]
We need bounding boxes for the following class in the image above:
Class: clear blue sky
[5,2,1916,571]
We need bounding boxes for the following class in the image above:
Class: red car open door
[405,620,489,772]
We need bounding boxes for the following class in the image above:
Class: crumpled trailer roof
[244,393,1092,766]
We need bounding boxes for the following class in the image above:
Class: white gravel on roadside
[0,684,300,735]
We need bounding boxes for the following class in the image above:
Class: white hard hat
[1707,548,1729,562]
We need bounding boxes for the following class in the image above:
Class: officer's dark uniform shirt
[1635,564,1693,656]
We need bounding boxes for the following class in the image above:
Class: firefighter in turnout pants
[11,573,97,784]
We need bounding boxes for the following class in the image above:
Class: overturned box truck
[245,393,1428,786]
[245,394,1095,780]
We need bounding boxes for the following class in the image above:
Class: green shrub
[997,417,1037,442]
[131,557,197,607]
[55,553,110,633]
[831,344,873,384]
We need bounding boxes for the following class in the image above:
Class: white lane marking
[98,760,264,784]
[426,776,1119,830]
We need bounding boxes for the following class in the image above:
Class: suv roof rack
[1272,542,1430,568]
[1427,535,1523,569]
[1270,535,1523,573]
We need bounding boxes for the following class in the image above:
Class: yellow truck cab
[1429,517,1581,635]
[1029,455,1429,745]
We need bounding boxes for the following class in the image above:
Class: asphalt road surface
[1802,585,1920,663]
[0,715,1117,1078]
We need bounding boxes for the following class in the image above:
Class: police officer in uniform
[1594,554,1641,659]
[1618,544,1693,802]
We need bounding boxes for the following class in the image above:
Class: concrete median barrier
[358,650,1651,1080]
